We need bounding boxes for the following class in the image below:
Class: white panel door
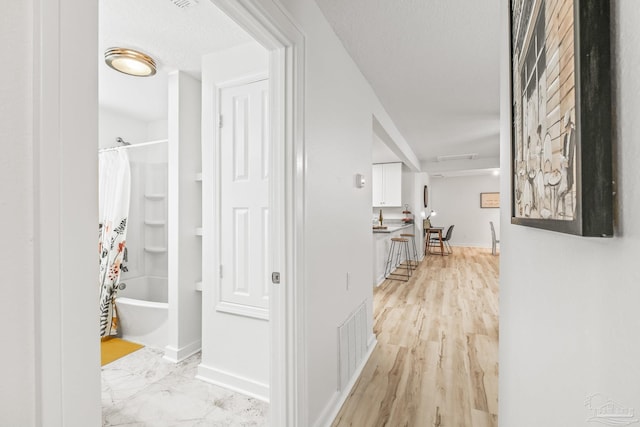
[219,78,269,319]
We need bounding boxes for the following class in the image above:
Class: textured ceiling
[99,0,252,121]
[99,0,501,165]
[314,0,501,165]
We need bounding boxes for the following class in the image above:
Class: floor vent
[338,302,368,391]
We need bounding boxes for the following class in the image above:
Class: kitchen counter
[372,223,417,286]
[372,223,414,233]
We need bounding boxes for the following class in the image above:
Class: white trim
[211,2,307,426]
[35,0,102,425]
[215,301,269,320]
[163,339,202,363]
[312,335,378,427]
[216,72,269,89]
[197,364,270,402]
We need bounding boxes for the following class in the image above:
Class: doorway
[36,0,305,425]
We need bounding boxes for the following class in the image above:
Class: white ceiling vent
[170,0,199,9]
[436,153,479,162]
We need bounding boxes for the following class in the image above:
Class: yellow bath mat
[101,337,144,366]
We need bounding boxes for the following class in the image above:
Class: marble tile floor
[102,347,269,426]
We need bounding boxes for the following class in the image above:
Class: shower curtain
[99,150,131,337]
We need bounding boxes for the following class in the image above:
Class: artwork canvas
[510,0,613,236]
[481,192,500,209]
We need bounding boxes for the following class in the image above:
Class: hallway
[333,247,499,427]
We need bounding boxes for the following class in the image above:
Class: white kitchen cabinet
[372,162,402,207]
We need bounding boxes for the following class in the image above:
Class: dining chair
[490,221,499,255]
[429,225,454,254]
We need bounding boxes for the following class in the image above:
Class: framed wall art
[423,185,429,208]
[481,192,500,209]
[510,0,613,236]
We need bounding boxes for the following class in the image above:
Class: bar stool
[384,237,412,281]
[400,233,419,269]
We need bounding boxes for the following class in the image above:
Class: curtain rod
[99,139,168,153]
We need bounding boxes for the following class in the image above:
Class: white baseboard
[163,339,201,363]
[312,334,378,427]
[450,243,492,249]
[196,363,269,402]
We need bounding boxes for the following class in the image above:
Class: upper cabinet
[372,162,402,207]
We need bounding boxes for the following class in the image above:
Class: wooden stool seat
[385,236,413,281]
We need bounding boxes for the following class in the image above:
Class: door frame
[210,2,307,424]
[34,0,306,425]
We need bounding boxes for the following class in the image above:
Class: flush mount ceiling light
[105,48,156,77]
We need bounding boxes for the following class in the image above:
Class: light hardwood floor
[332,247,499,427]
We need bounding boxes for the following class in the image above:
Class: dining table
[424,227,446,256]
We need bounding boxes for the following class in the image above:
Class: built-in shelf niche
[144,220,166,226]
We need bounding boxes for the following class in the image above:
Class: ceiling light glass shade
[105,48,156,77]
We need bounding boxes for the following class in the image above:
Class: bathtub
[116,276,168,350]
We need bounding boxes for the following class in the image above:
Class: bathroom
[99,0,273,424]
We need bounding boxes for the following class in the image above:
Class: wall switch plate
[355,174,365,188]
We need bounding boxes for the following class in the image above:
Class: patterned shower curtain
[99,150,131,337]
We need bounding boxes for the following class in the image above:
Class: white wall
[148,119,168,141]
[99,107,168,149]
[1,2,36,425]
[99,107,149,149]
[166,71,203,362]
[430,174,500,248]
[6,0,101,425]
[199,42,271,399]
[276,0,415,424]
[499,2,640,426]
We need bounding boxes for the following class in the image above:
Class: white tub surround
[116,276,169,350]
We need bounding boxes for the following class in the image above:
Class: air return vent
[338,302,368,391]
[436,153,479,162]
[170,0,199,9]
